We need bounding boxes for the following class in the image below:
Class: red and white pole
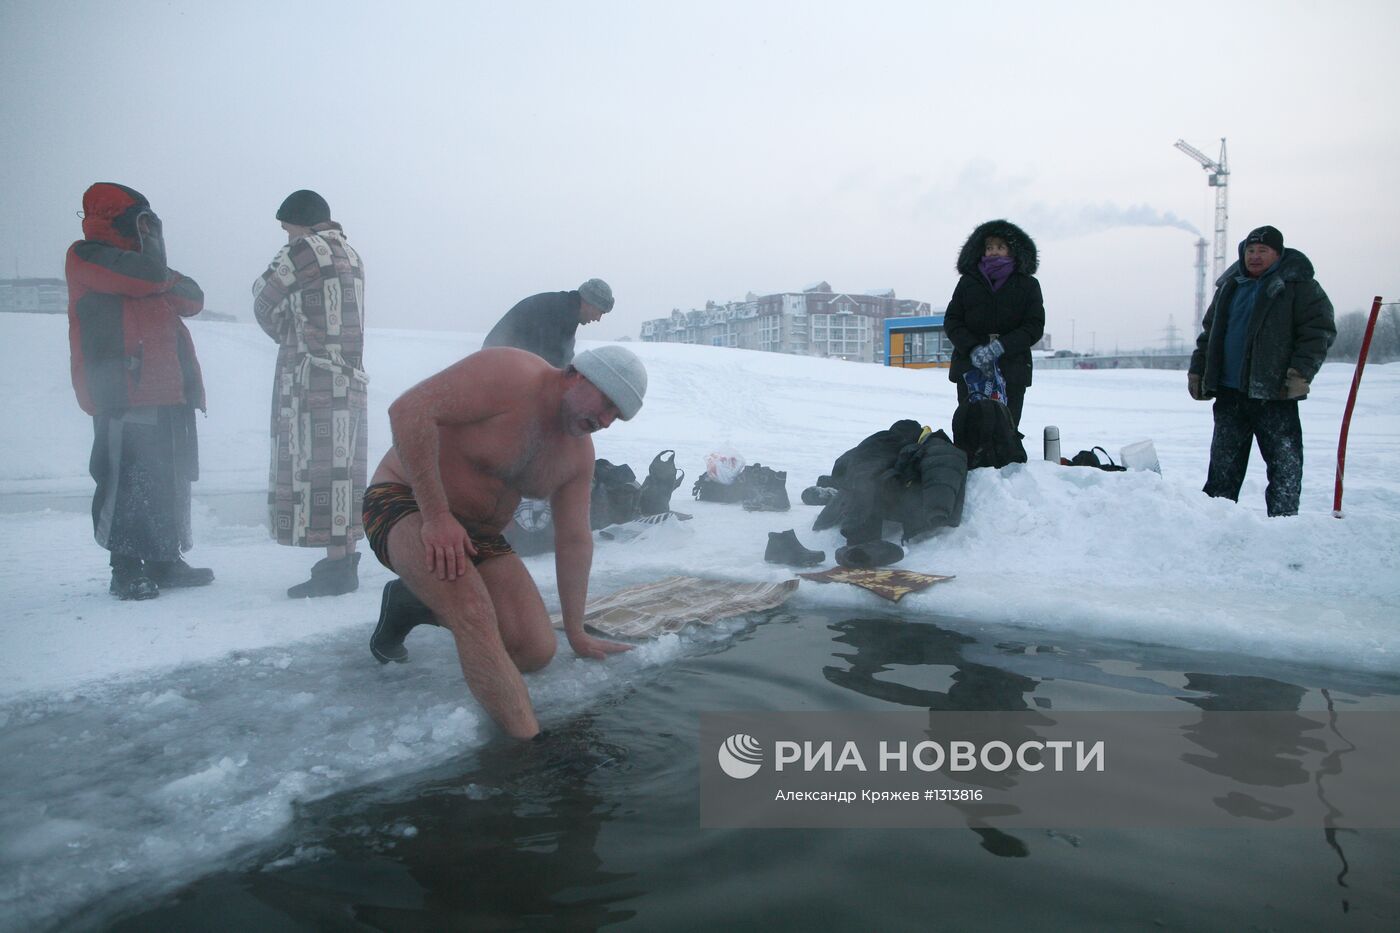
[1333,295,1384,517]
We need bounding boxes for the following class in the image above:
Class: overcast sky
[3,0,1397,351]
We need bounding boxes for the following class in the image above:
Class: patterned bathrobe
[252,223,367,548]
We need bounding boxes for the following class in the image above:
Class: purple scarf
[979,255,1015,292]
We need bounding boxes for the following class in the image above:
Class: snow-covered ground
[4,313,1398,690]
[2,312,1398,929]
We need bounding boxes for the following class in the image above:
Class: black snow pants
[90,406,199,562]
[1203,389,1303,517]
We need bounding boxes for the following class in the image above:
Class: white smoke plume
[1018,201,1201,238]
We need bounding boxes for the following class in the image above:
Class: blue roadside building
[884,314,951,369]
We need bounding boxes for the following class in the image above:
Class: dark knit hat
[276,189,331,226]
[1244,225,1284,254]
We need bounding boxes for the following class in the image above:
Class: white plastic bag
[704,449,746,485]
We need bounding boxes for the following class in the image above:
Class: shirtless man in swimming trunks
[362,345,647,739]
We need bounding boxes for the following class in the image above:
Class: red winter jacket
[66,183,206,415]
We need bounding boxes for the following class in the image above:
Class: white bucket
[1119,439,1161,474]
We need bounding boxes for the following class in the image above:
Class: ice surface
[1,313,1398,929]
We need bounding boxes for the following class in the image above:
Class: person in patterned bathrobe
[252,190,369,597]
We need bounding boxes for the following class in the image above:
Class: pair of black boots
[109,554,214,601]
[287,553,361,599]
[761,531,904,569]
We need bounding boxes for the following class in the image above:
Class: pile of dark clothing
[807,420,967,566]
[692,463,790,512]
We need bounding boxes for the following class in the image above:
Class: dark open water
[102,607,1400,932]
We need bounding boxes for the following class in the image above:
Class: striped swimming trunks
[362,481,515,572]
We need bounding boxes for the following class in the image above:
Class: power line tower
[1162,314,1183,354]
[1174,137,1230,299]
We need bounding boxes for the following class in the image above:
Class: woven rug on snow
[552,575,799,638]
[795,567,954,603]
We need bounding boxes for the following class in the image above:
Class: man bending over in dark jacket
[482,278,614,367]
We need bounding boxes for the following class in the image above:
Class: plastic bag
[704,449,745,485]
[962,362,1007,404]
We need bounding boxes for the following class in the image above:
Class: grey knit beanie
[573,346,646,420]
[578,278,614,312]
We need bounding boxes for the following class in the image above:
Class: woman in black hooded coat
[944,219,1045,428]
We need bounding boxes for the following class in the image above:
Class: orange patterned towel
[795,567,954,603]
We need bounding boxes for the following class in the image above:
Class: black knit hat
[276,189,330,226]
[1244,225,1284,254]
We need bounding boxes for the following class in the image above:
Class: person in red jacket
[66,183,214,600]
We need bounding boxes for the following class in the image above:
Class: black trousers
[956,380,1026,429]
[1203,389,1303,517]
[90,406,199,562]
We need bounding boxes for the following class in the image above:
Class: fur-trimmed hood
[956,219,1038,276]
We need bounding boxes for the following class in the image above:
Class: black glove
[137,211,167,269]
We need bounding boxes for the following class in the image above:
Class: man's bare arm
[551,458,633,660]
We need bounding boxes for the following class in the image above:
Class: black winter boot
[110,555,159,601]
[370,578,439,663]
[742,465,791,512]
[835,540,905,568]
[639,450,687,516]
[287,553,360,598]
[764,529,825,567]
[147,558,215,588]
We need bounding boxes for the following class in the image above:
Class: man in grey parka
[1188,225,1335,516]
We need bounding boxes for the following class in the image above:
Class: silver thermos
[1044,425,1061,462]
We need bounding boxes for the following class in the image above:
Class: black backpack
[590,460,641,528]
[952,399,1027,470]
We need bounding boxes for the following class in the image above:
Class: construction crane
[1174,137,1229,331]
